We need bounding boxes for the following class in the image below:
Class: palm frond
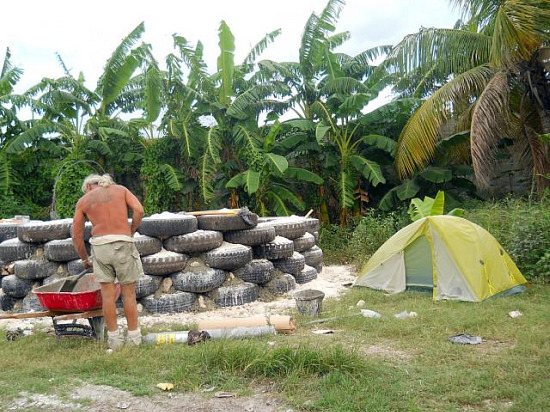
[159,164,182,191]
[5,121,59,153]
[395,64,496,178]
[470,70,512,189]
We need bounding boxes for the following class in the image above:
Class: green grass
[1,284,549,411]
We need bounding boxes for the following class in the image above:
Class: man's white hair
[82,174,115,193]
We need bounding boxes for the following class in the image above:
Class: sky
[2,0,462,94]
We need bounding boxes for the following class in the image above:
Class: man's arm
[72,200,92,268]
[126,188,144,236]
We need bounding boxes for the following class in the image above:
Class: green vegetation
[320,195,550,283]
[0,0,547,223]
[0,283,548,411]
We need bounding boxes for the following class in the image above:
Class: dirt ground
[2,265,357,411]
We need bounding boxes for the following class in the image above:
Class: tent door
[404,235,433,289]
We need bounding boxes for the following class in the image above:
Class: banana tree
[162,20,283,209]
[226,121,323,216]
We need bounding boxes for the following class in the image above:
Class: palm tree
[390,0,550,196]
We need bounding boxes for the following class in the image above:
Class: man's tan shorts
[91,241,144,284]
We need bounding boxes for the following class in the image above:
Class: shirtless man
[72,174,145,350]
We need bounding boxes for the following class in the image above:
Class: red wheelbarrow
[1,273,121,340]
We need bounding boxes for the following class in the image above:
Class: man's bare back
[72,184,144,261]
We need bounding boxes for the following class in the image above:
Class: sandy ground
[0,265,357,331]
[1,265,358,411]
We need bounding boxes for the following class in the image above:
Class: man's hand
[82,257,93,270]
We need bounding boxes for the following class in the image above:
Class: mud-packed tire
[197,212,258,232]
[44,238,89,262]
[134,234,163,257]
[14,259,62,280]
[22,292,46,312]
[1,274,33,298]
[253,236,294,260]
[266,217,307,240]
[171,260,227,293]
[138,213,198,239]
[0,290,17,311]
[0,221,21,243]
[223,223,276,246]
[292,232,316,252]
[233,259,275,285]
[164,230,223,254]
[141,291,196,313]
[302,245,323,267]
[293,264,318,284]
[70,221,93,242]
[66,259,85,275]
[135,274,163,299]
[272,252,305,275]
[17,219,72,243]
[0,238,40,262]
[303,217,320,234]
[141,250,188,276]
[208,282,259,307]
[264,271,296,295]
[203,242,252,270]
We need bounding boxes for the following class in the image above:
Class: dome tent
[354,215,527,302]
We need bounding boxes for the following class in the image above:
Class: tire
[14,259,61,280]
[1,274,33,298]
[302,246,323,266]
[138,213,198,239]
[197,212,258,232]
[164,230,223,254]
[67,259,85,275]
[135,274,163,299]
[203,242,253,270]
[171,263,227,293]
[134,234,163,257]
[17,219,72,243]
[304,218,320,234]
[22,293,46,312]
[272,252,305,275]
[264,272,296,295]
[293,264,318,284]
[233,259,275,285]
[208,282,259,307]
[223,223,276,246]
[267,217,307,240]
[253,236,294,260]
[0,238,40,262]
[44,238,89,262]
[141,250,189,276]
[70,221,93,241]
[141,291,197,313]
[0,290,17,311]
[0,222,20,243]
[292,232,316,252]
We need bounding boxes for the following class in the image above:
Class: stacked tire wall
[0,212,323,315]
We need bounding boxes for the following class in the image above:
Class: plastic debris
[361,309,382,318]
[215,392,235,398]
[356,300,366,307]
[448,334,483,345]
[312,329,334,334]
[394,311,418,319]
[156,383,174,391]
[508,310,522,318]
